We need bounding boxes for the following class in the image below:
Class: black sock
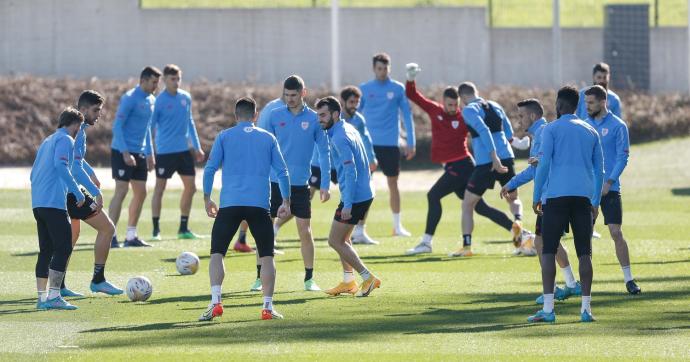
[179,216,189,233]
[61,273,66,289]
[304,268,313,282]
[152,217,160,234]
[238,230,247,244]
[514,214,522,221]
[463,234,472,247]
[256,264,261,279]
[92,264,105,283]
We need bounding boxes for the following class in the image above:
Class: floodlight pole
[552,0,562,86]
[688,0,690,93]
[331,0,340,93]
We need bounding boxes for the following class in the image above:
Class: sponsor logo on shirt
[386,92,394,100]
[437,115,443,121]
[451,121,460,129]
[301,122,309,130]
[279,122,286,127]
[244,127,253,133]
[602,128,609,136]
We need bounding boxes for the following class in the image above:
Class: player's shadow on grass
[160,255,211,263]
[602,259,690,266]
[671,187,690,196]
[361,254,511,264]
[80,321,223,334]
[11,245,95,257]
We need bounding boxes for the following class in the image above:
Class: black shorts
[270,183,311,219]
[599,191,623,225]
[211,206,274,257]
[309,165,338,189]
[67,190,99,220]
[155,151,196,179]
[542,196,593,257]
[466,158,516,196]
[373,145,400,177]
[111,149,147,182]
[334,198,374,225]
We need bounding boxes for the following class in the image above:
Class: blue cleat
[536,286,566,304]
[60,287,84,298]
[90,280,124,295]
[561,281,582,299]
[111,236,120,249]
[527,309,556,323]
[36,299,47,310]
[43,296,78,310]
[581,310,596,322]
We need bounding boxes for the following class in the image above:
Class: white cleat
[592,230,601,239]
[352,232,380,245]
[392,226,412,237]
[406,242,432,255]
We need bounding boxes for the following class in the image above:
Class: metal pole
[552,0,562,86]
[331,0,340,93]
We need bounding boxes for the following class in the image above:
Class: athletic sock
[48,287,60,300]
[562,265,577,288]
[38,290,48,303]
[421,233,433,245]
[621,265,633,283]
[211,285,222,304]
[304,268,313,282]
[359,269,371,281]
[256,265,262,279]
[92,264,105,284]
[352,224,364,237]
[542,293,554,313]
[238,230,247,244]
[462,234,472,247]
[263,296,273,311]
[60,273,66,289]
[126,226,137,241]
[343,271,355,283]
[392,213,401,229]
[273,223,280,238]
[581,295,592,313]
[179,216,189,233]
[152,217,160,234]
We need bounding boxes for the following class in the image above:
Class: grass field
[141,0,689,27]
[2,137,690,360]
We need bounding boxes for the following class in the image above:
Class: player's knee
[610,229,624,242]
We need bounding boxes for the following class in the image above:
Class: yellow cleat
[511,221,523,248]
[356,275,381,297]
[448,247,474,257]
[324,281,359,296]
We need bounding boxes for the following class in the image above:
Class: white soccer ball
[126,276,153,302]
[176,252,200,275]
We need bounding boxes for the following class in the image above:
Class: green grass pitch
[1,137,690,360]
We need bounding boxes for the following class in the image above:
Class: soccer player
[500,99,581,303]
[576,62,622,120]
[359,52,415,236]
[150,64,205,241]
[254,75,331,292]
[528,86,604,323]
[31,107,86,310]
[108,66,161,247]
[583,85,641,294]
[199,97,290,321]
[61,91,123,297]
[456,82,524,257]
[403,64,522,255]
[316,96,381,297]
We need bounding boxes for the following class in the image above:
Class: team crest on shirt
[158,168,165,175]
[118,169,125,177]
[451,121,460,129]
[386,92,394,100]
[301,122,309,130]
[602,128,609,136]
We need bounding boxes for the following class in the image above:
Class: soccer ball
[176,252,200,275]
[126,276,153,302]
[519,232,538,257]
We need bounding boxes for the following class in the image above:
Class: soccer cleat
[448,248,473,257]
[43,296,78,310]
[356,275,381,297]
[198,303,223,321]
[233,241,254,253]
[304,279,321,291]
[177,230,199,240]
[124,237,152,247]
[405,242,432,255]
[324,281,359,296]
[250,278,263,292]
[518,231,537,256]
[110,236,120,249]
[581,310,596,322]
[36,299,47,310]
[392,226,412,237]
[273,248,285,255]
[562,281,582,299]
[536,286,566,304]
[626,280,641,295]
[261,309,284,320]
[527,309,555,323]
[150,232,162,241]
[592,230,602,239]
[352,232,380,245]
[90,280,124,295]
[60,287,84,298]
[511,221,523,248]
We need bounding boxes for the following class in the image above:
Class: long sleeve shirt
[358,78,415,147]
[151,89,201,154]
[310,111,375,168]
[584,111,630,192]
[533,114,604,207]
[576,88,622,120]
[111,85,155,155]
[71,123,100,197]
[328,120,374,208]
[505,118,547,201]
[257,98,286,131]
[462,97,515,166]
[203,121,290,209]
[31,128,84,210]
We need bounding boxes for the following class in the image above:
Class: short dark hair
[283,75,305,91]
[340,86,362,102]
[442,86,459,99]
[556,85,580,115]
[57,107,84,129]
[77,90,105,109]
[235,97,257,120]
[584,85,608,101]
[592,62,610,75]
[163,64,181,76]
[140,66,162,80]
[315,96,342,114]
[516,98,544,118]
[372,52,391,66]
[457,82,477,97]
